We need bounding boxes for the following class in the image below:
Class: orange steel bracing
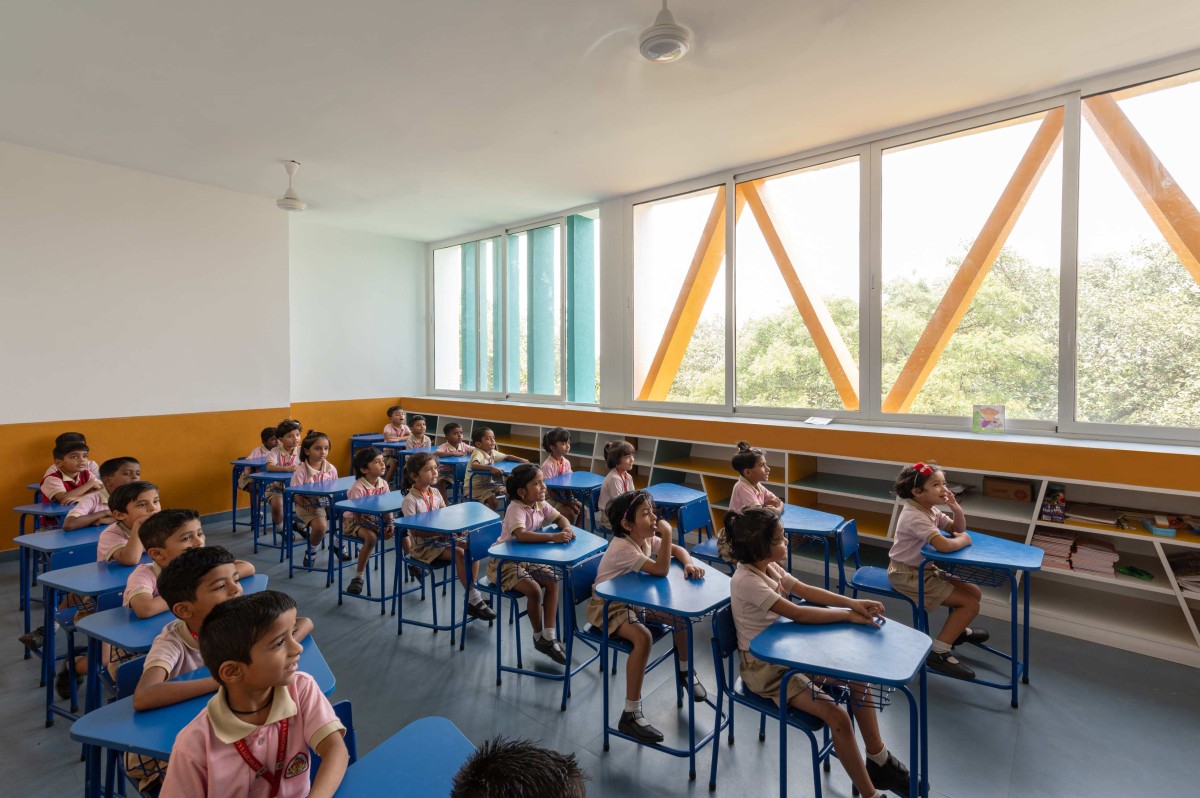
[1083,94,1200,286]
[637,186,746,401]
[882,108,1065,414]
[739,179,861,410]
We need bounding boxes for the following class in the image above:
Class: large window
[507,223,562,397]
[433,237,500,393]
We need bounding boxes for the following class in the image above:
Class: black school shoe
[618,710,664,743]
[346,576,364,595]
[466,601,497,622]
[56,661,83,700]
[866,751,912,797]
[925,651,975,680]
[534,635,568,664]
[953,627,990,647]
[19,626,44,651]
[680,672,708,702]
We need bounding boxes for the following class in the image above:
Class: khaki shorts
[344,515,386,541]
[294,498,326,527]
[585,597,685,636]
[888,561,955,610]
[486,558,558,592]
[739,650,811,704]
[409,534,451,564]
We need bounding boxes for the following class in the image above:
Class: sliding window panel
[566,212,599,403]
[507,224,563,399]
[433,244,464,391]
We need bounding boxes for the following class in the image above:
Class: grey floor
[2,517,1196,797]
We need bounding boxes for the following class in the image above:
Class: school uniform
[731,562,811,703]
[290,461,338,526]
[265,446,300,497]
[435,441,474,487]
[887,499,956,609]
[383,422,410,442]
[342,476,389,538]
[467,448,510,504]
[40,468,94,512]
[97,521,135,562]
[597,469,634,530]
[485,500,562,591]
[238,445,273,490]
[405,433,432,449]
[401,486,447,564]
[540,455,578,516]
[585,535,681,634]
[65,486,111,522]
[122,562,162,607]
[43,460,101,480]
[728,477,782,513]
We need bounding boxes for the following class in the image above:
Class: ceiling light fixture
[639,0,692,63]
[276,160,307,212]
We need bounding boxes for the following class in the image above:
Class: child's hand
[850,599,885,622]
[684,562,705,579]
[63,495,83,504]
[384,524,394,540]
[845,607,880,626]
[552,529,575,543]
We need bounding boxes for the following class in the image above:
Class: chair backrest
[836,519,860,563]
[49,545,96,570]
[678,501,714,540]
[115,656,146,700]
[711,605,740,661]
[311,700,357,783]
[571,554,603,607]
[467,520,502,561]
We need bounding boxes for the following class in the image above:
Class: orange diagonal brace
[739,180,860,410]
[882,108,1064,414]
[1083,94,1200,285]
[637,187,746,401]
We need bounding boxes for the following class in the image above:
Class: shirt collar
[904,498,936,519]
[206,684,298,744]
[171,618,201,650]
[739,562,780,590]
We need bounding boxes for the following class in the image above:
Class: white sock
[931,640,951,654]
[542,628,556,642]
[866,746,889,766]
[468,588,483,604]
[624,699,641,714]
[678,659,690,674]
[354,568,365,578]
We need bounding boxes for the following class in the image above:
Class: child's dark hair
[606,490,652,537]
[542,427,571,454]
[158,546,236,609]
[451,735,588,798]
[300,430,330,463]
[731,441,766,476]
[387,404,404,417]
[893,460,941,499]
[53,440,89,460]
[403,451,438,491]
[721,508,782,564]
[199,590,298,684]
[409,414,426,427]
[138,509,201,549]
[274,418,302,440]
[55,432,87,447]
[110,480,158,513]
[471,427,493,446]
[98,457,139,478]
[259,426,277,445]
[505,464,542,501]
[353,446,382,478]
[444,422,463,436]
[603,440,635,469]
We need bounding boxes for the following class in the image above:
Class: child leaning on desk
[161,590,345,798]
[62,456,141,531]
[98,480,162,564]
[265,418,303,530]
[468,427,528,510]
[237,427,278,492]
[887,461,987,681]
[382,404,410,484]
[725,508,911,798]
[540,427,583,525]
[585,489,707,744]
[40,438,102,507]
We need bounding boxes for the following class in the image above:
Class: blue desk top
[596,561,731,618]
[394,503,501,535]
[376,441,409,451]
[76,574,268,650]
[921,530,1044,571]
[70,639,334,759]
[38,561,139,597]
[493,459,520,474]
[13,502,73,517]
[334,716,474,797]
[437,454,470,465]
[781,503,843,534]
[334,492,408,516]
[644,483,707,507]
[247,471,291,483]
[403,446,439,456]
[749,617,932,686]
[26,482,40,491]
[489,528,607,566]
[285,475,357,497]
[230,457,268,467]
[544,472,604,490]
[14,526,104,552]
[351,433,386,442]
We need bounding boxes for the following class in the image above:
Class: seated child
[596,441,636,532]
[97,480,162,564]
[539,427,583,525]
[341,447,394,596]
[42,432,101,482]
[405,414,433,449]
[125,510,256,618]
[486,464,572,664]
[451,736,588,798]
[729,441,783,513]
[382,404,410,484]
[291,431,349,568]
[725,507,911,798]
[888,461,986,680]
[468,427,528,510]
[435,422,475,503]
[63,456,141,530]
[586,490,707,743]
[237,426,279,492]
[41,438,102,507]
[402,453,496,621]
[265,418,303,530]
[161,591,346,798]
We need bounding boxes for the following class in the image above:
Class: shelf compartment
[655,456,734,477]
[813,503,890,539]
[791,473,894,504]
[1036,550,1177,596]
[954,493,1036,524]
[1039,519,1200,549]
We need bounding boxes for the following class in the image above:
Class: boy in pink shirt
[405,414,433,449]
[63,456,140,530]
[238,427,279,492]
[41,439,102,506]
[97,481,161,564]
[435,422,475,503]
[161,591,344,798]
[382,405,410,484]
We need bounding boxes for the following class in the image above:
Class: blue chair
[835,519,922,627]
[466,469,508,511]
[310,700,358,782]
[708,606,837,794]
[60,591,123,712]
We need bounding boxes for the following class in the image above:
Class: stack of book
[1072,537,1119,577]
[1167,552,1200,595]
[1032,528,1075,570]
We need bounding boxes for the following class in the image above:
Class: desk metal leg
[685,619,697,780]
[559,565,573,711]
[919,666,929,797]
[43,585,57,727]
[84,635,103,714]
[601,600,611,752]
[230,467,239,534]
[1022,573,1031,686]
[1009,571,1019,708]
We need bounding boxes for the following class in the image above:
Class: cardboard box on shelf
[983,476,1036,502]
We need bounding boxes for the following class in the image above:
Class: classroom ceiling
[2,1,1199,242]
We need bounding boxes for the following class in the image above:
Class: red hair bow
[912,462,932,476]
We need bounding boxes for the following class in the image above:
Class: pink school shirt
[66,486,110,520]
[436,441,474,477]
[593,534,661,591]
[342,476,390,527]
[401,486,445,517]
[247,445,272,460]
[499,500,562,545]
[122,562,162,606]
[406,434,433,449]
[888,499,953,567]
[728,478,781,513]
[290,461,338,488]
[540,456,573,503]
[266,445,300,469]
[383,422,411,442]
[143,618,205,679]
[97,522,133,562]
[40,468,94,502]
[160,671,344,798]
[597,470,635,528]
[730,562,800,651]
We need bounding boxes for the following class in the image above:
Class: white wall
[288,221,425,402]
[0,140,290,423]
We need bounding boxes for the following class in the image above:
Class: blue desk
[781,504,844,589]
[39,561,139,726]
[376,441,410,489]
[644,483,710,545]
[70,638,334,798]
[15,525,103,657]
[350,433,386,460]
[489,529,607,710]
[284,476,357,580]
[393,503,501,648]
[750,618,932,798]
[919,531,1043,708]
[229,457,267,534]
[544,471,604,533]
[27,481,42,501]
[13,502,74,605]
[75,574,269,715]
[246,471,291,558]
[334,716,475,797]
[595,563,731,780]
[332,492,408,613]
[437,454,471,504]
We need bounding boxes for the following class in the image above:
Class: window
[633,186,727,405]
[566,212,600,403]
[506,223,562,397]
[432,236,501,393]
[881,108,1062,420]
[734,157,861,411]
[1076,73,1200,428]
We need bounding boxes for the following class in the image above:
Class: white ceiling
[3,0,1199,242]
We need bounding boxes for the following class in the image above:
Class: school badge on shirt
[284,752,309,779]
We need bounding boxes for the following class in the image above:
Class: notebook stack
[1071,537,1119,578]
[1032,528,1075,570]
[1167,552,1200,595]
